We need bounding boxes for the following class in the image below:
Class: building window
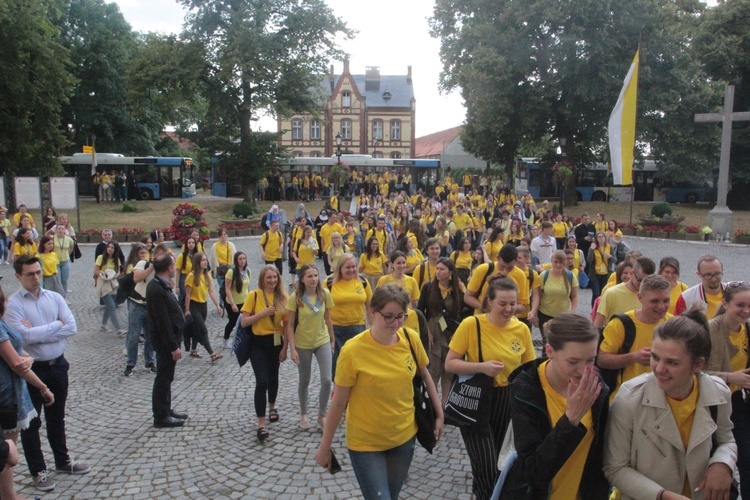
[390,120,401,140]
[310,120,321,140]
[373,152,384,159]
[311,151,322,157]
[390,151,402,159]
[341,119,352,140]
[293,151,303,157]
[373,120,383,140]
[292,119,302,140]
[342,91,351,108]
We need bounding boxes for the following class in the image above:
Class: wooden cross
[695,85,750,209]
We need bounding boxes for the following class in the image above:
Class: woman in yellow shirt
[325,253,373,377]
[11,228,38,262]
[241,265,288,441]
[291,226,318,269]
[38,236,64,296]
[94,241,122,335]
[223,252,251,349]
[505,312,609,498]
[326,232,345,275]
[286,264,334,431]
[175,236,199,306]
[395,235,424,276]
[483,227,505,262]
[446,278,536,499]
[376,251,420,308]
[507,221,525,247]
[316,285,443,497]
[358,237,388,291]
[184,252,223,362]
[451,237,473,285]
[552,214,568,249]
[586,232,613,306]
[658,256,689,315]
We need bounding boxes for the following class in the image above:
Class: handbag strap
[475,316,484,363]
[401,328,419,380]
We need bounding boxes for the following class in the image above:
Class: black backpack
[596,313,636,393]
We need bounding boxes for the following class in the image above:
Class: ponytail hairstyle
[653,306,711,366]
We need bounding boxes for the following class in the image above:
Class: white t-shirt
[530,234,556,265]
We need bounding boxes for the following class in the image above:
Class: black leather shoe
[169,409,188,420]
[153,416,185,428]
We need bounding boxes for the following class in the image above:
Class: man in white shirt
[530,221,556,266]
[6,256,90,492]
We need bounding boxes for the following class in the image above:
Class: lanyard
[302,293,320,314]
[261,290,272,309]
[57,236,66,252]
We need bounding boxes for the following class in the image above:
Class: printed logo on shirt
[356,286,364,294]
[510,339,523,354]
[405,354,415,375]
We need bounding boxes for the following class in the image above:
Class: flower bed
[166,203,210,243]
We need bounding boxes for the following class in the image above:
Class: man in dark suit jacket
[146,253,187,428]
[573,213,596,275]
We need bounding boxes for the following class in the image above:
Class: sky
[113,0,466,138]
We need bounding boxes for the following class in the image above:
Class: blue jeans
[57,260,71,292]
[126,301,155,367]
[349,436,415,500]
[101,293,121,331]
[731,390,750,495]
[332,324,365,378]
[0,236,7,262]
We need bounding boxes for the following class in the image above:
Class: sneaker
[100,325,108,332]
[123,366,134,377]
[223,339,232,349]
[56,460,91,475]
[33,470,56,491]
[145,363,156,374]
[117,329,126,338]
[298,415,311,430]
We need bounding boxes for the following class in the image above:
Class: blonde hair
[256,264,288,310]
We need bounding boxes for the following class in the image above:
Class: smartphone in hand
[329,450,341,474]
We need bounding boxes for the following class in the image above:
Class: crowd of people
[0,175,746,499]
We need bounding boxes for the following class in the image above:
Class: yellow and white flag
[608,48,639,186]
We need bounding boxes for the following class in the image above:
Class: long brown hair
[294,264,326,310]
[426,258,462,317]
[191,252,209,288]
[256,264,288,311]
[230,252,248,294]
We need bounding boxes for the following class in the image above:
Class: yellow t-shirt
[539,360,594,500]
[95,253,117,271]
[359,251,387,275]
[668,282,689,315]
[185,272,211,304]
[376,274,420,302]
[53,235,73,262]
[320,223,344,252]
[175,252,194,276]
[593,245,611,275]
[13,242,38,258]
[224,268,251,306]
[41,252,60,276]
[607,272,617,287]
[412,261,437,289]
[552,222,567,239]
[539,270,579,317]
[597,283,641,322]
[261,230,284,261]
[404,249,424,271]
[452,250,473,270]
[12,213,34,226]
[345,233,359,254]
[365,229,388,252]
[593,221,608,234]
[213,241,234,266]
[601,310,672,396]
[467,264,530,314]
[452,213,472,231]
[448,315,535,386]
[336,327,428,451]
[729,324,749,393]
[286,290,334,349]
[484,239,504,262]
[294,238,317,266]
[517,268,540,319]
[240,289,284,335]
[327,246,345,270]
[666,375,699,497]
[324,277,373,326]
[706,290,723,320]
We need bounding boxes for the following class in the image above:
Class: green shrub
[650,202,672,218]
[233,202,258,218]
[122,201,138,213]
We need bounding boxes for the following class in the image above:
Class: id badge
[438,316,448,333]
[274,333,282,346]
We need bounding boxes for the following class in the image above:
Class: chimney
[343,57,350,74]
[330,64,334,76]
[330,64,335,93]
[365,66,380,91]
[407,65,412,84]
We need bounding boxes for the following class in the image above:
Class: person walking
[286,264,334,431]
[184,252,223,362]
[240,265,288,441]
[94,240,123,336]
[6,256,90,492]
[587,231,614,305]
[52,224,74,295]
[223,252,251,349]
[147,253,188,428]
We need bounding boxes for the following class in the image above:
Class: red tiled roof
[160,132,196,150]
[414,126,462,158]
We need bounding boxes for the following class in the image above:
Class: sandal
[210,352,223,362]
[189,350,202,358]
[298,415,311,430]
[269,409,279,423]
[257,427,269,441]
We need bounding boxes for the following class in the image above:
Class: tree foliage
[177,0,352,202]
[0,0,74,175]
[430,0,721,199]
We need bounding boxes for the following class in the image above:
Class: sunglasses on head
[727,281,750,288]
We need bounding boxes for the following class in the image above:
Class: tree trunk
[243,183,256,204]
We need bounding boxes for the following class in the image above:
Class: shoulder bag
[402,328,436,454]
[443,317,495,432]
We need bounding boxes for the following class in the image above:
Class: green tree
[430,0,719,203]
[0,0,73,176]
[178,0,351,202]
[55,0,147,155]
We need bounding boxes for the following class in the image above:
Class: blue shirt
[0,320,36,428]
[5,288,77,362]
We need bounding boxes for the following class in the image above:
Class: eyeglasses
[727,281,750,288]
[377,311,407,324]
[700,272,724,280]
[22,270,42,277]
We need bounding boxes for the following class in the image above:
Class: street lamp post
[335,133,343,164]
[559,137,567,215]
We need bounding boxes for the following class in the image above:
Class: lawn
[59,197,750,236]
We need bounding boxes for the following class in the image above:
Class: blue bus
[60,153,197,200]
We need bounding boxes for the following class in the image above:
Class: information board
[50,177,78,209]
[14,177,41,209]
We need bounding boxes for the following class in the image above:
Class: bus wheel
[592,191,607,202]
[140,189,154,200]
[685,193,699,204]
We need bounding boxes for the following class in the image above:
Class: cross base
[707,205,733,239]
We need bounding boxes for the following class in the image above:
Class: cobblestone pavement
[0,235,746,499]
